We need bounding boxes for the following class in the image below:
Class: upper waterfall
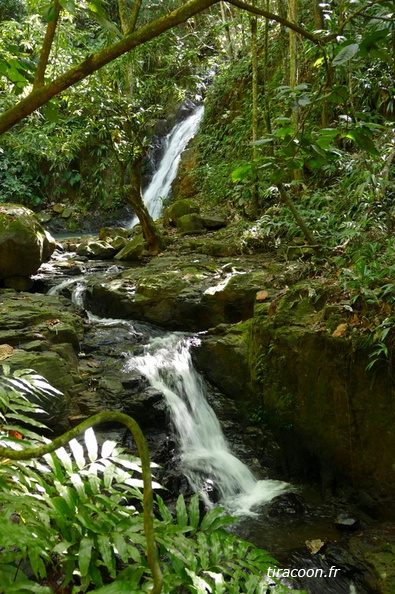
[128,104,204,227]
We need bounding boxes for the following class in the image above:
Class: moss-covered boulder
[114,233,148,261]
[0,203,56,281]
[176,213,205,235]
[84,255,273,331]
[165,198,200,225]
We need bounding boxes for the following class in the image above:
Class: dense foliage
[0,365,306,593]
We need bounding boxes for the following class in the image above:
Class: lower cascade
[124,332,288,516]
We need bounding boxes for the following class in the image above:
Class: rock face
[0,290,84,433]
[192,278,395,517]
[0,204,56,283]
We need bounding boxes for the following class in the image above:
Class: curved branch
[0,411,163,594]
[0,0,219,135]
[226,0,320,43]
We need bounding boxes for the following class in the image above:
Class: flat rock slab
[84,255,277,331]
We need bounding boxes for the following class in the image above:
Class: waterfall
[48,274,287,515]
[125,332,288,516]
[129,104,204,227]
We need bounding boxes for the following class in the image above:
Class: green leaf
[97,534,115,577]
[199,507,227,531]
[231,164,252,182]
[156,495,173,523]
[188,493,200,530]
[58,0,77,15]
[70,472,87,501]
[103,462,116,488]
[342,129,380,156]
[41,3,58,22]
[69,438,86,470]
[87,8,121,37]
[175,494,188,527]
[55,447,73,473]
[332,43,359,66]
[43,452,65,482]
[101,439,117,458]
[43,102,61,123]
[92,583,142,593]
[78,536,93,577]
[111,531,128,563]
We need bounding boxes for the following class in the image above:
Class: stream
[39,107,376,593]
[44,265,369,594]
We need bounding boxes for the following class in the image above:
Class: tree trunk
[277,182,320,254]
[263,0,272,135]
[220,1,234,58]
[288,0,298,127]
[123,163,165,255]
[313,0,324,30]
[33,0,61,89]
[250,11,259,217]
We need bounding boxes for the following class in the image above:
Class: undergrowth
[0,365,304,594]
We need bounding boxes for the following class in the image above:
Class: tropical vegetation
[1,0,395,590]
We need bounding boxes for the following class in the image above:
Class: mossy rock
[0,203,56,280]
[176,213,205,235]
[166,199,200,225]
[114,234,148,261]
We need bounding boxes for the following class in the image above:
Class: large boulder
[0,204,56,281]
[165,198,200,225]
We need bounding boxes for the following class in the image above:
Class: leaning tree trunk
[122,162,165,255]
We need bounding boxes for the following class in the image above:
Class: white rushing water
[125,333,288,516]
[129,104,204,227]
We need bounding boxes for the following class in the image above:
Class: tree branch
[128,0,143,34]
[226,0,320,43]
[0,0,219,136]
[33,0,62,89]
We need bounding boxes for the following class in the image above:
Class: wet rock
[191,323,252,399]
[76,239,117,259]
[267,493,307,517]
[0,203,56,282]
[335,515,360,531]
[202,478,221,503]
[0,291,84,432]
[4,276,34,291]
[120,387,167,429]
[84,256,272,332]
[99,227,131,240]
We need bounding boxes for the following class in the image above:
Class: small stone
[256,290,269,302]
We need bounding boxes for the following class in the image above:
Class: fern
[0,367,299,593]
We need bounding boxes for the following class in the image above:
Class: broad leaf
[332,43,359,66]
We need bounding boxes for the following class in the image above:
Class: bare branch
[226,0,320,43]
